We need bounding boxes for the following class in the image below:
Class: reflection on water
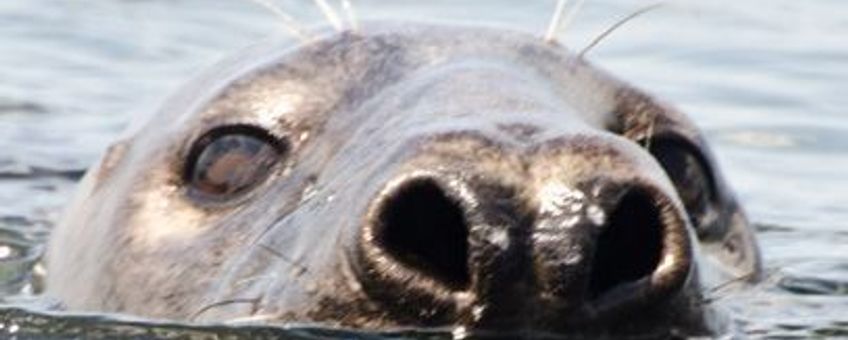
[0,307,457,339]
[0,0,846,338]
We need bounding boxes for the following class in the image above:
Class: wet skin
[45,23,761,337]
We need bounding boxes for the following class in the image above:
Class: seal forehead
[151,23,627,147]
[186,34,410,137]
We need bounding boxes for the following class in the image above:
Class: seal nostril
[376,179,471,290]
[588,189,663,299]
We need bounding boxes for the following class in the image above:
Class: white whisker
[544,0,569,42]
[340,0,360,32]
[311,0,345,32]
[557,0,587,41]
[234,273,279,288]
[246,0,313,42]
[578,3,664,58]
[227,313,282,325]
[700,269,773,305]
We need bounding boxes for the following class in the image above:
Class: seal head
[46,23,761,337]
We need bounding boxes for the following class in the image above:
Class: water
[0,0,846,338]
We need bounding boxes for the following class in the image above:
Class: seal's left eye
[647,137,716,234]
[185,126,287,199]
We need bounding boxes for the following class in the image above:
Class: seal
[44,22,761,337]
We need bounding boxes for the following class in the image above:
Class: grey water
[0,0,845,338]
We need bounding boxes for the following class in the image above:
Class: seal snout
[355,165,695,331]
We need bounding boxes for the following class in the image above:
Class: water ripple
[778,261,848,296]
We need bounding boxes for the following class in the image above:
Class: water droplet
[452,326,469,339]
[538,183,586,216]
[587,205,606,226]
[472,305,486,321]
[299,178,319,204]
[562,251,583,265]
[486,228,509,250]
[298,131,310,142]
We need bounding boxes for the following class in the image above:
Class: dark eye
[185,125,287,200]
[647,138,715,231]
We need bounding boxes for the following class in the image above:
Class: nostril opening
[588,188,664,299]
[376,178,471,290]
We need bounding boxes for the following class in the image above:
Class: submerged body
[45,22,760,337]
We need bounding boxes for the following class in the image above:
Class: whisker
[340,0,360,32]
[708,269,772,295]
[311,0,345,32]
[545,0,588,43]
[234,273,280,288]
[578,3,664,58]
[558,0,588,42]
[544,0,569,42]
[246,0,314,42]
[644,111,656,149]
[190,297,260,321]
[700,269,776,305]
[227,313,282,325]
[258,243,310,275]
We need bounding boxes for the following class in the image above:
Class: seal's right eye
[184,125,287,200]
